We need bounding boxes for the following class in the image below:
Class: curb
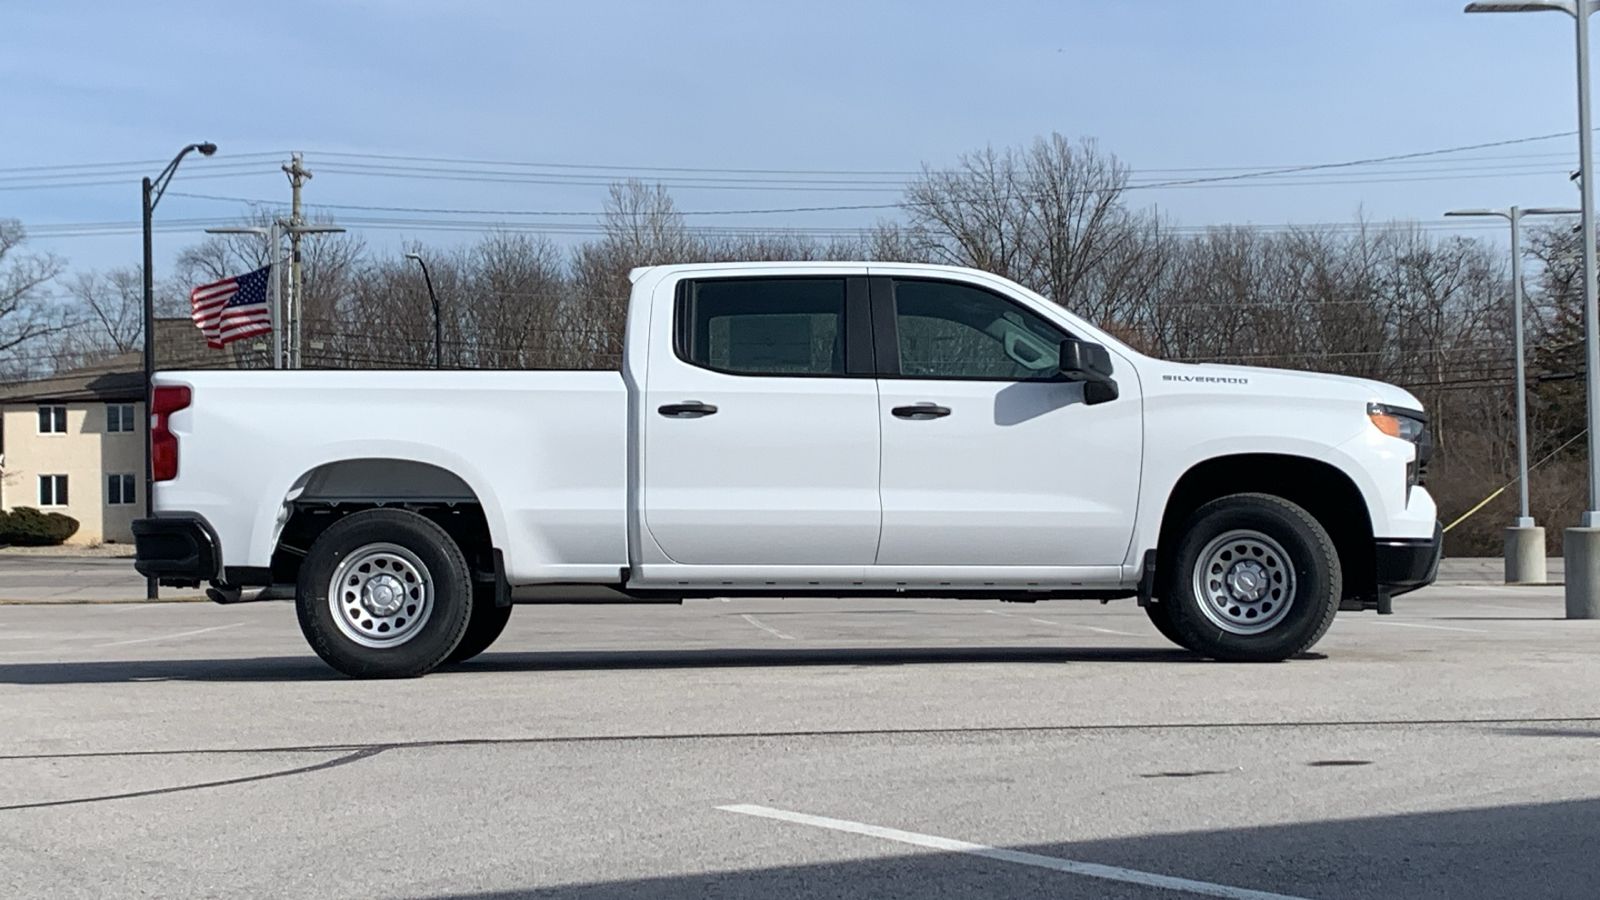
[0,596,210,605]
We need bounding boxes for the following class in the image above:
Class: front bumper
[132,516,220,586]
[1374,521,1443,597]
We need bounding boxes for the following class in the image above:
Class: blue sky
[1,0,1595,274]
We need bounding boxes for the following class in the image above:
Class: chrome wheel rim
[1192,529,1296,635]
[328,542,433,648]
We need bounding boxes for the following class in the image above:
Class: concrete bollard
[1564,527,1600,619]
[1504,526,1547,584]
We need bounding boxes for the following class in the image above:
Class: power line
[1125,129,1580,190]
[308,150,922,177]
[18,213,1512,240]
[0,152,287,177]
[163,191,902,218]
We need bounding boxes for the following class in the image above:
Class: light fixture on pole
[141,141,216,600]
[1446,206,1579,583]
[404,253,442,369]
[1467,0,1600,616]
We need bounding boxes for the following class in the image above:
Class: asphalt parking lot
[2,558,1598,899]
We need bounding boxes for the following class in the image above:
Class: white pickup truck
[134,262,1440,677]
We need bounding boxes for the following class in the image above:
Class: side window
[677,278,848,376]
[39,474,68,507]
[892,279,1067,380]
[107,473,136,505]
[38,406,67,434]
[107,404,135,433]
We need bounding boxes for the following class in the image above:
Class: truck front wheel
[1165,493,1340,662]
[295,509,474,678]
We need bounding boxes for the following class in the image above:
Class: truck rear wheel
[1143,600,1193,650]
[295,509,473,678]
[445,589,512,664]
[1166,493,1340,662]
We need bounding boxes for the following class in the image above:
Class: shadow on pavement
[459,645,1203,672]
[0,646,1204,684]
[0,656,339,684]
[411,797,1600,899]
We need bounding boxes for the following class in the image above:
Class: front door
[641,275,882,566]
[872,276,1143,569]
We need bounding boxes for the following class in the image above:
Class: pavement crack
[4,714,1600,764]
[0,746,387,812]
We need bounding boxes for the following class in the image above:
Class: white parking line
[984,608,1138,636]
[1371,620,1487,634]
[740,614,796,641]
[93,623,244,648]
[1027,616,1138,636]
[718,804,1309,900]
[1470,604,1559,615]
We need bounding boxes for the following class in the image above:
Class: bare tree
[0,220,67,380]
[900,134,1145,323]
[569,180,705,362]
[59,267,144,360]
[459,232,571,368]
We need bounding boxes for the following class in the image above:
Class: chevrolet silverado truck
[134,262,1441,677]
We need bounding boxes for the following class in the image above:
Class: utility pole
[283,154,311,369]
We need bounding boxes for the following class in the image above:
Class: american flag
[190,266,274,349]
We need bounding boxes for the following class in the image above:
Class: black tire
[295,509,474,678]
[1165,493,1340,662]
[445,587,512,664]
[1143,600,1193,650]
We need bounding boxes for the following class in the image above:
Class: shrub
[0,507,80,546]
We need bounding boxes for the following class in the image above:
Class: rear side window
[677,278,848,376]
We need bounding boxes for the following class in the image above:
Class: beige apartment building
[0,320,251,545]
[0,354,146,544]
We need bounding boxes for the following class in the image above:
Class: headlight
[1369,402,1431,488]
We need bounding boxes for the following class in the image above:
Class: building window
[37,406,67,434]
[107,473,136,506]
[39,475,68,507]
[106,404,136,433]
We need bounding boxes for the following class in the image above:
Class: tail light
[151,385,191,482]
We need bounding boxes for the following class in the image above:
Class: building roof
[0,318,246,405]
[0,353,144,404]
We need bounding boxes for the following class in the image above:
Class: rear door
[871,275,1142,569]
[640,275,882,566]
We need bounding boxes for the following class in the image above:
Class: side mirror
[1059,338,1119,405]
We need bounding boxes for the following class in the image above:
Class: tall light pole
[142,141,215,600]
[405,253,442,369]
[1447,206,1579,584]
[1467,0,1600,617]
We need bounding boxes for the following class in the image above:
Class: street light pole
[1467,0,1600,615]
[1447,206,1579,583]
[404,253,442,368]
[141,142,216,600]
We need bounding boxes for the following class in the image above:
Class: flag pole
[269,221,282,369]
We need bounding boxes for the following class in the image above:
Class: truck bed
[152,369,629,584]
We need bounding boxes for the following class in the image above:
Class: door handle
[658,401,719,418]
[891,404,951,420]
